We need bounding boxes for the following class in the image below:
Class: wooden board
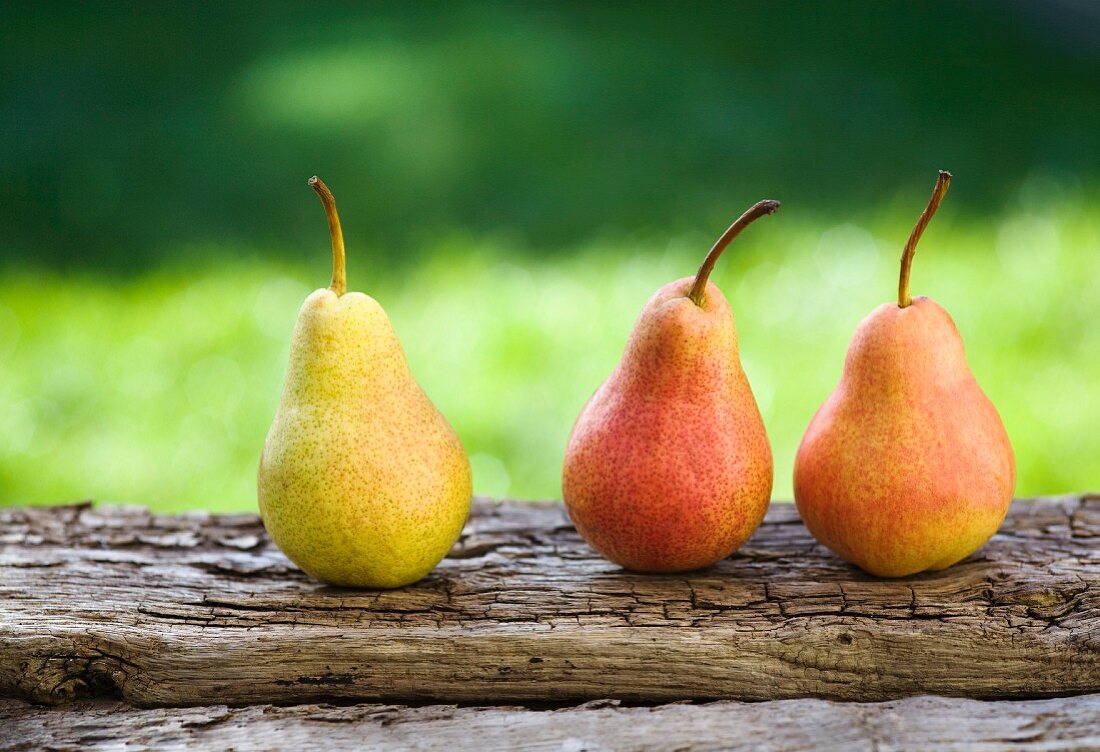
[1,496,1097,707]
[3,694,1099,751]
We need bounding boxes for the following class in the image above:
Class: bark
[0,496,1097,707]
[2,694,1099,752]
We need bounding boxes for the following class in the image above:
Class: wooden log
[2,695,1100,751]
[0,496,1097,707]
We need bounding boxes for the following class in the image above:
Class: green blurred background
[1,2,1098,511]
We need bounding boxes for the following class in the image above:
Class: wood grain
[1,496,1097,707]
[3,694,1099,751]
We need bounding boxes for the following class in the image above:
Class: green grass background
[2,185,1096,511]
[3,4,1098,511]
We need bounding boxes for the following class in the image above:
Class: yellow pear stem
[898,170,952,308]
[308,176,347,296]
[688,199,780,307]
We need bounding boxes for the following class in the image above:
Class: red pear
[794,171,1015,578]
[562,201,778,572]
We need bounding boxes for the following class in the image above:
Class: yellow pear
[258,177,472,588]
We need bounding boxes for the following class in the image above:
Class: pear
[258,177,472,588]
[562,201,779,572]
[794,171,1014,578]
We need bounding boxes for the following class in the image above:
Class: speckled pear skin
[562,278,773,573]
[794,296,1014,578]
[258,288,472,588]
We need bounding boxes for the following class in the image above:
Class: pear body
[562,279,773,573]
[258,289,472,588]
[794,296,1014,577]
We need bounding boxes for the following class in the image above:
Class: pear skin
[258,177,471,588]
[794,171,1014,578]
[562,201,778,573]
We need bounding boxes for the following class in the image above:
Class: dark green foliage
[1,2,1097,268]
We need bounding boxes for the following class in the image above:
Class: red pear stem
[688,199,780,307]
[898,170,952,308]
[309,176,347,296]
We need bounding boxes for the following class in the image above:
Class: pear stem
[688,199,780,307]
[308,176,347,296]
[898,170,952,308]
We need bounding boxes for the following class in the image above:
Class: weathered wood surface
[0,496,1097,707]
[3,694,1100,752]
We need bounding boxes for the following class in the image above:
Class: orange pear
[562,201,778,572]
[794,171,1014,578]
